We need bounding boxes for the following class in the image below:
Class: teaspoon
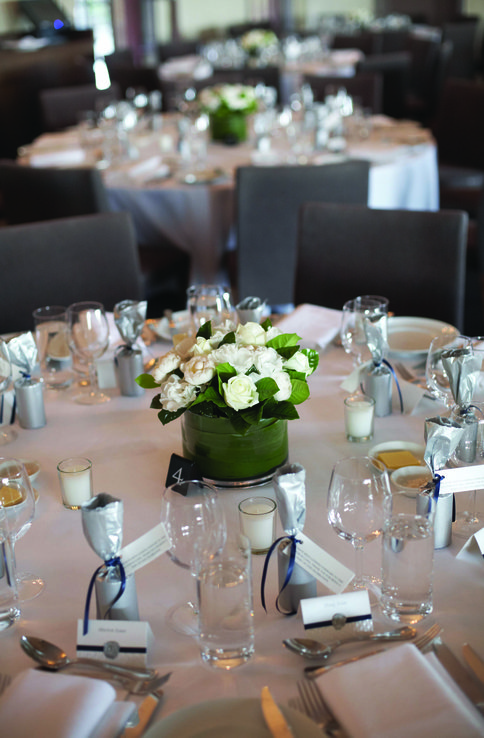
[283,625,416,660]
[20,635,157,681]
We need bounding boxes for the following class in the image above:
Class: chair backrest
[432,78,484,170]
[304,72,383,113]
[0,161,111,225]
[357,52,411,118]
[39,83,121,131]
[331,32,382,56]
[236,162,370,308]
[0,212,143,333]
[295,203,468,331]
[442,21,479,79]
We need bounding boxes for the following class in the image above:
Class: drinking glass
[0,339,17,445]
[0,457,44,601]
[0,504,20,631]
[328,456,391,589]
[32,305,73,389]
[186,285,233,332]
[340,297,385,369]
[68,301,110,405]
[161,479,226,636]
[425,331,464,408]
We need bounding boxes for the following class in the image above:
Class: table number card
[456,527,484,565]
[300,590,372,630]
[294,532,355,594]
[165,453,201,492]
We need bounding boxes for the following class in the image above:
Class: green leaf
[302,348,319,374]
[255,376,279,401]
[150,394,163,410]
[240,403,264,425]
[289,377,310,405]
[197,321,212,339]
[136,373,159,389]
[157,407,185,425]
[266,332,301,350]
[191,384,226,408]
[261,318,272,331]
[262,399,299,420]
[215,362,237,383]
[275,346,299,361]
[219,331,236,346]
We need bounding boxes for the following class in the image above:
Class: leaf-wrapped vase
[209,112,248,144]
[181,411,288,486]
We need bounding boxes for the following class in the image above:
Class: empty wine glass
[340,297,385,369]
[186,285,233,333]
[0,338,17,445]
[0,503,20,630]
[328,456,391,590]
[0,457,44,601]
[425,331,463,408]
[161,479,226,636]
[68,301,110,405]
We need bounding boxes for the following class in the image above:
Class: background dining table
[1,305,483,729]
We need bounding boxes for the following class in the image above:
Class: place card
[294,532,354,594]
[438,466,484,495]
[456,527,484,565]
[120,523,171,578]
[300,590,372,630]
[77,619,153,668]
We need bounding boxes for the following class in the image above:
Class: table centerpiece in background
[198,84,258,144]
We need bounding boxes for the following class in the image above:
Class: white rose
[192,337,212,356]
[211,344,255,374]
[272,370,292,401]
[236,322,266,346]
[159,375,197,412]
[265,326,282,342]
[252,346,283,376]
[182,355,215,386]
[284,351,311,376]
[223,374,259,410]
[152,351,181,383]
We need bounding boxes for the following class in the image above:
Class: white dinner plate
[386,317,457,360]
[144,698,322,738]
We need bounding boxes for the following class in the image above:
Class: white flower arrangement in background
[137,319,319,433]
[240,29,279,54]
[198,84,258,118]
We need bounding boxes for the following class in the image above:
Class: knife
[261,686,294,738]
[463,644,484,686]
[433,641,484,713]
[120,693,161,738]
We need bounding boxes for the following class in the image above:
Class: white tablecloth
[1,306,483,729]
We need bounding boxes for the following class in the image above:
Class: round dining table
[1,305,483,732]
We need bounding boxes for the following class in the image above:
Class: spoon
[283,625,416,660]
[20,635,157,681]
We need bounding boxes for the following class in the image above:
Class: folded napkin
[159,55,212,80]
[0,669,133,738]
[276,304,341,349]
[317,643,484,738]
[29,148,86,168]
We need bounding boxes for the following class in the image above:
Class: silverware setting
[283,625,416,660]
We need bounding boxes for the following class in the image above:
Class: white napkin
[0,669,129,738]
[317,643,484,738]
[276,304,341,349]
[125,156,170,185]
[159,55,212,80]
[29,148,86,168]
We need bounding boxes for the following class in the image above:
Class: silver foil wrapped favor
[442,346,482,463]
[273,463,317,614]
[8,332,46,429]
[114,300,147,397]
[362,313,392,417]
[81,494,139,630]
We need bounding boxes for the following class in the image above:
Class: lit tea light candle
[57,457,93,510]
[344,394,375,442]
[238,496,277,554]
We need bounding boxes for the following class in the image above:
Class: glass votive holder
[57,457,93,510]
[344,394,375,442]
[238,496,277,554]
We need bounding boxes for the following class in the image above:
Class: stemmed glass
[425,331,463,409]
[0,338,17,445]
[68,301,110,405]
[0,457,44,601]
[340,296,387,370]
[186,285,233,333]
[327,456,391,590]
[161,479,226,636]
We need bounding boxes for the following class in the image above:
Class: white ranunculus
[252,346,283,376]
[211,344,255,374]
[284,350,311,376]
[265,326,282,342]
[182,355,216,386]
[152,351,181,383]
[236,322,267,346]
[272,370,292,401]
[223,374,259,410]
[192,337,213,356]
[158,375,197,412]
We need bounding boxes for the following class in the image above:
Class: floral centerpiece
[240,28,279,55]
[137,319,319,484]
[198,84,258,143]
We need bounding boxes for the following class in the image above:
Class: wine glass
[327,456,391,590]
[425,331,464,409]
[68,301,110,405]
[340,297,385,369]
[161,479,226,636]
[186,285,233,333]
[0,503,20,630]
[0,457,44,601]
[0,338,17,445]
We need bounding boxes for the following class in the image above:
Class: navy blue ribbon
[83,556,126,635]
[432,473,444,501]
[382,359,404,414]
[20,370,31,380]
[261,535,302,616]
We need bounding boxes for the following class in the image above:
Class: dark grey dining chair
[304,72,383,113]
[39,83,121,132]
[235,161,370,309]
[0,212,143,333]
[295,203,468,332]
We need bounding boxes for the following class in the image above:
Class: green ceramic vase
[181,411,288,485]
[210,112,248,144]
